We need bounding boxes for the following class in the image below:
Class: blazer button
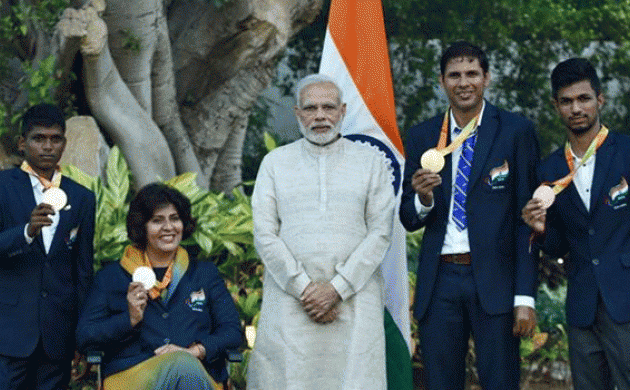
[588,228,595,236]
[162,312,169,319]
[41,291,48,298]
[592,258,599,265]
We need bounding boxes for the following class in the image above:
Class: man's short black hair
[21,104,66,136]
[127,183,197,250]
[551,58,601,100]
[440,41,489,75]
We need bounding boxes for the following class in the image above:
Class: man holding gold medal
[0,104,95,390]
[400,41,540,389]
[522,58,630,389]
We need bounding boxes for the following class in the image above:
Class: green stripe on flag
[385,308,413,389]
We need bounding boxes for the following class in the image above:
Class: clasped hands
[300,282,341,324]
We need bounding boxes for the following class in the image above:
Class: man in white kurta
[247,74,395,390]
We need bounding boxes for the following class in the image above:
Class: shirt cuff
[330,274,353,301]
[291,273,312,299]
[414,194,434,218]
[514,295,535,309]
[24,224,34,244]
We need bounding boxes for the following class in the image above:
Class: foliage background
[4,0,629,388]
[277,0,630,157]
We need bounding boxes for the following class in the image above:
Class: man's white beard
[298,117,344,146]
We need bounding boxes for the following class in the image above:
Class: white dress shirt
[571,147,596,211]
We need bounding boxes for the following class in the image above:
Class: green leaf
[242,290,261,319]
[165,173,207,204]
[61,165,96,190]
[263,131,277,152]
[105,146,131,207]
[193,230,214,255]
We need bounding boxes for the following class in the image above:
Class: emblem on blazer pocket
[484,160,509,190]
[605,177,628,210]
[186,288,206,312]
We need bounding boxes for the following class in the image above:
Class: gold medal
[421,148,446,172]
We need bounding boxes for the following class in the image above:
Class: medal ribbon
[20,161,62,189]
[435,110,480,154]
[546,125,608,195]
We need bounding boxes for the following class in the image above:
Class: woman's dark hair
[127,183,196,249]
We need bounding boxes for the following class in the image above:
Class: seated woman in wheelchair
[77,183,242,389]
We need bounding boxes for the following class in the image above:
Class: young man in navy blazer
[523,58,630,389]
[400,41,540,390]
[0,104,95,390]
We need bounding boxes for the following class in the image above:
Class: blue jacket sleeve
[76,267,138,353]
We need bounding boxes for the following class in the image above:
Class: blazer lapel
[589,134,616,214]
[441,148,453,207]
[11,169,47,253]
[468,103,499,189]
[11,168,37,215]
[437,120,453,207]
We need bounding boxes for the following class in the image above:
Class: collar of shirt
[449,100,486,137]
[27,170,62,191]
[569,145,596,168]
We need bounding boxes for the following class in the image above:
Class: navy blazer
[0,167,95,360]
[538,131,630,327]
[76,257,243,382]
[400,103,540,320]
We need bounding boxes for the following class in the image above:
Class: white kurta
[247,138,395,390]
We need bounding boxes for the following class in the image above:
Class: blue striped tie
[452,128,477,231]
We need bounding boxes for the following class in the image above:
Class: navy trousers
[419,262,520,390]
[0,339,70,390]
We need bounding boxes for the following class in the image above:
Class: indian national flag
[319,0,412,388]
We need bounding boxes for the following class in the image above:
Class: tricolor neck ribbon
[20,161,61,189]
[436,110,480,154]
[120,245,190,301]
[545,125,609,196]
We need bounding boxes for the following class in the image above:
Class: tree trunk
[4,0,323,192]
[168,0,323,192]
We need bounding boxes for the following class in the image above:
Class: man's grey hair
[294,74,344,108]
